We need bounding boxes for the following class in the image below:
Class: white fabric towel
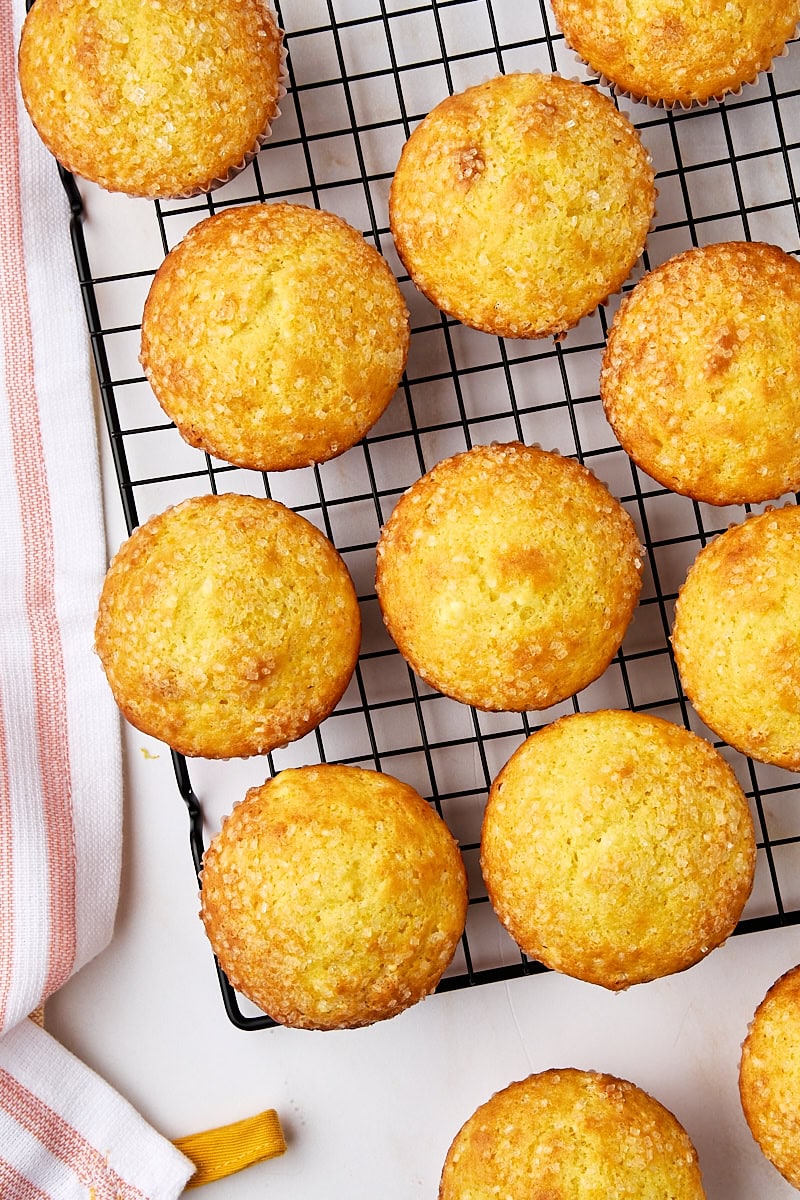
[0,0,194,1195]
[0,1020,193,1200]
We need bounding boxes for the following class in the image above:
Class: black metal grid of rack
[59,0,800,1030]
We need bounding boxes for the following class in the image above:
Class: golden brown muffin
[601,242,800,506]
[439,1068,707,1199]
[481,710,755,989]
[199,764,468,1029]
[375,442,643,711]
[550,0,800,107]
[672,505,800,771]
[18,0,284,198]
[95,493,360,758]
[389,72,655,339]
[740,964,800,1188]
[140,203,409,472]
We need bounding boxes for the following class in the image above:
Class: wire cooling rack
[61,0,800,1030]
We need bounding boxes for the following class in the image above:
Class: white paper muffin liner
[563,25,798,111]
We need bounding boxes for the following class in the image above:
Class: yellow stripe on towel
[174,1109,287,1189]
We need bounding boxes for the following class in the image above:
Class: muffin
[94,493,360,758]
[389,72,655,339]
[601,242,800,506]
[375,442,643,712]
[18,0,285,198]
[439,1068,707,1199]
[140,203,409,472]
[550,0,800,107]
[672,504,800,771]
[739,963,800,1188]
[480,710,756,989]
[199,764,468,1029]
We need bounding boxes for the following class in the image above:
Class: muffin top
[740,963,800,1188]
[18,0,284,197]
[389,72,655,338]
[95,493,360,758]
[439,1068,707,1199]
[141,203,409,472]
[200,764,468,1029]
[375,442,643,712]
[672,504,800,771]
[601,241,800,506]
[481,710,756,989]
[550,0,800,106]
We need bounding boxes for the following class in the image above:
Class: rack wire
[61,0,800,1030]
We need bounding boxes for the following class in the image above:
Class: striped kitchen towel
[0,0,193,1195]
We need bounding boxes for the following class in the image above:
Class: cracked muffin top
[439,1069,707,1199]
[550,0,800,106]
[375,441,643,712]
[19,0,284,197]
[481,709,755,990]
[141,203,409,472]
[601,241,800,506]
[389,73,654,339]
[95,492,360,758]
[200,763,468,1029]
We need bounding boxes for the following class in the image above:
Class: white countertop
[42,1,800,1194]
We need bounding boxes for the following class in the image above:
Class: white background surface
[40,0,800,1195]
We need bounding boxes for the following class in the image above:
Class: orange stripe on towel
[0,1154,53,1200]
[0,13,76,1001]
[0,692,12,1031]
[0,1069,148,1200]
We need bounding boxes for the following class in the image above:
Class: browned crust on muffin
[480,710,756,990]
[439,1068,706,1198]
[672,505,800,771]
[389,73,655,339]
[550,0,800,106]
[140,203,409,472]
[94,493,360,758]
[601,242,800,506]
[199,764,468,1029]
[18,0,284,197]
[375,442,643,711]
[740,963,800,1188]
